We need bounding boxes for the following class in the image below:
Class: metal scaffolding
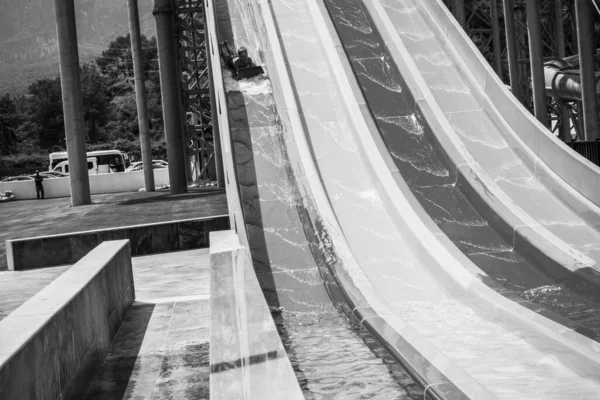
[444,0,599,143]
[173,0,218,183]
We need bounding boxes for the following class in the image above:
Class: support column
[503,0,521,99]
[204,16,225,189]
[54,0,91,206]
[453,0,466,27]
[555,0,565,58]
[154,0,188,194]
[128,0,155,192]
[576,0,599,141]
[490,0,502,78]
[557,100,572,141]
[525,0,549,127]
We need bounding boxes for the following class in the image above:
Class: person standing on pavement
[34,170,44,200]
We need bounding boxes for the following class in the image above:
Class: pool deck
[0,188,227,271]
[77,249,211,400]
[0,249,211,399]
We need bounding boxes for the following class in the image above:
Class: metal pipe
[575,0,599,140]
[154,0,188,194]
[555,0,565,58]
[525,0,550,127]
[204,17,225,188]
[128,0,155,192]
[453,0,466,27]
[490,0,502,78]
[503,0,521,99]
[54,0,91,206]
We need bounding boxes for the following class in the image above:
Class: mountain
[0,0,156,96]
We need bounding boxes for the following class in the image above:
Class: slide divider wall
[415,1,600,216]
[204,2,303,398]
[362,0,600,309]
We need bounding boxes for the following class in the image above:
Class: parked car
[29,171,68,179]
[125,160,168,172]
[1,176,34,183]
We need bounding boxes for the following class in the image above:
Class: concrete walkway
[76,249,211,399]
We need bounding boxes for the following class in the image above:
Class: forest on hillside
[0,34,166,174]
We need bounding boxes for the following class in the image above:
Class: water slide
[209,0,600,398]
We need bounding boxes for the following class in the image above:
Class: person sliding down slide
[219,41,264,80]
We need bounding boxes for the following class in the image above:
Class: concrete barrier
[204,0,249,249]
[0,169,171,200]
[6,215,230,270]
[0,240,134,400]
[209,231,303,399]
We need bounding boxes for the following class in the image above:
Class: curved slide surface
[214,0,600,398]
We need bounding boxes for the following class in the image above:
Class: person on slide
[234,47,256,76]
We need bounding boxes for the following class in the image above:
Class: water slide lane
[370,0,600,295]
[317,0,600,340]
[215,0,424,397]
[264,0,600,398]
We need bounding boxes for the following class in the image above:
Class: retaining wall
[6,215,230,270]
[0,240,134,400]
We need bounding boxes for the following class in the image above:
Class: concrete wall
[0,169,171,200]
[205,0,249,248]
[0,240,134,400]
[7,215,230,270]
[209,231,304,399]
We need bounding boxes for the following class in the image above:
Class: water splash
[223,70,272,96]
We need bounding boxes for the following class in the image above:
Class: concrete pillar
[555,0,565,58]
[453,0,466,27]
[575,0,599,141]
[204,12,225,189]
[153,0,188,194]
[54,0,91,206]
[490,0,502,78]
[128,0,155,192]
[503,0,521,99]
[525,0,550,127]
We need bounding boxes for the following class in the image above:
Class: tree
[80,64,110,143]
[0,93,19,155]
[24,77,64,149]
[96,34,159,83]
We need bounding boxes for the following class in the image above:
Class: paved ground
[0,188,227,270]
[78,249,211,400]
[1,249,212,398]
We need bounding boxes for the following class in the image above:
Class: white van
[52,158,99,175]
[49,150,129,174]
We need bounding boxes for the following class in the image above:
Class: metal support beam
[575,0,599,140]
[525,0,549,127]
[453,0,466,27]
[503,0,521,100]
[128,0,155,192]
[54,0,91,206]
[204,12,225,188]
[154,0,188,194]
[555,0,565,58]
[490,0,502,78]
